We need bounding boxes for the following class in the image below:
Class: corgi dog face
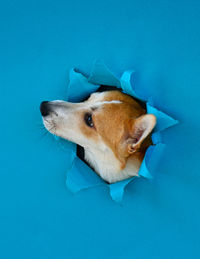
[40,90,156,183]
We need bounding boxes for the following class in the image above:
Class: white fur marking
[94,100,122,107]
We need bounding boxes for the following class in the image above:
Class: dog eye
[84,113,94,127]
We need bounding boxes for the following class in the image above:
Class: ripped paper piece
[147,103,179,133]
[67,69,99,102]
[109,177,135,203]
[56,60,178,202]
[88,60,121,87]
[120,70,146,101]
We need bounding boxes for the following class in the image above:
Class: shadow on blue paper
[56,61,178,203]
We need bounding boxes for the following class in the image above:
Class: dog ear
[127,114,156,154]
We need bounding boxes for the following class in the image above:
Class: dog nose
[40,101,50,116]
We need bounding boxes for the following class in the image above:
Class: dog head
[40,90,156,162]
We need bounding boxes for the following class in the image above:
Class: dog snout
[40,101,51,116]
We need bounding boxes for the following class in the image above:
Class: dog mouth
[42,117,57,135]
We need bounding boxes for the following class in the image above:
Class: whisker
[38,125,55,140]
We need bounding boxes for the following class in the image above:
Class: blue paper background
[0,0,200,258]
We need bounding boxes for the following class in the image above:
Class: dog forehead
[88,90,139,104]
[86,91,121,108]
[86,90,145,120]
[88,91,112,102]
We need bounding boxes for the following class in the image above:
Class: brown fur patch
[79,90,153,169]
[92,91,147,166]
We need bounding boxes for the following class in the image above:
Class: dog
[40,89,156,183]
